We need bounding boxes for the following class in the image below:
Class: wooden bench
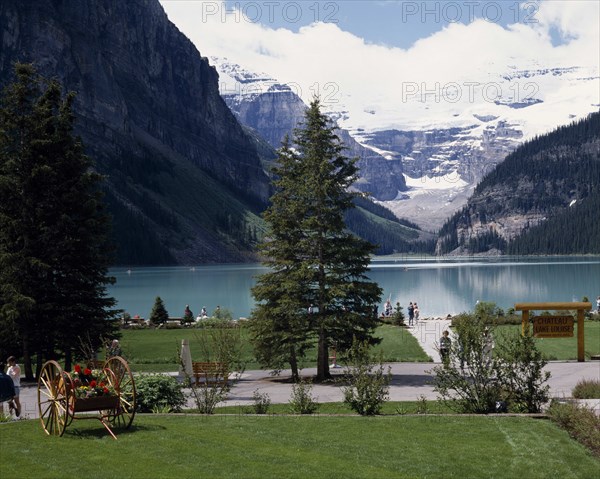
[192,362,229,387]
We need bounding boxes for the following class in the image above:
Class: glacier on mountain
[212,57,599,231]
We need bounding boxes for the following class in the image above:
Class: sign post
[515,302,592,362]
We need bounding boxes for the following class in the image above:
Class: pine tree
[149,296,169,325]
[251,99,382,381]
[0,63,118,377]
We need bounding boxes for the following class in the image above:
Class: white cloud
[161,0,599,134]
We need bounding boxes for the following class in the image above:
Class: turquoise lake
[107,256,600,319]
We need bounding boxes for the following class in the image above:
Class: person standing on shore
[597,296,600,313]
[6,356,21,417]
[414,303,420,323]
[408,302,415,326]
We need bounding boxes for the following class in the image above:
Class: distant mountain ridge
[436,112,600,255]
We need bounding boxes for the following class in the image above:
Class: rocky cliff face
[361,120,522,184]
[214,58,407,201]
[0,0,271,263]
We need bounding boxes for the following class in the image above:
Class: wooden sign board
[533,315,574,338]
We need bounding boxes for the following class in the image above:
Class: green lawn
[213,400,452,415]
[115,324,430,372]
[496,321,600,360]
[1,416,597,478]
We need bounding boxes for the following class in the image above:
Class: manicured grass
[114,327,257,371]
[496,321,600,360]
[1,415,598,478]
[213,400,452,415]
[115,324,430,372]
[373,325,432,362]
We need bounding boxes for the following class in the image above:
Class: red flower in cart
[69,365,116,399]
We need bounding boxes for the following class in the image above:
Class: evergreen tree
[251,99,382,381]
[0,64,118,377]
[149,296,169,325]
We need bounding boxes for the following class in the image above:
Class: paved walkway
[406,319,452,362]
[6,320,599,419]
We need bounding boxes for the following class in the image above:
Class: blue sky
[223,0,546,48]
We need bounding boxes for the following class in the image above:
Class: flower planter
[73,395,119,412]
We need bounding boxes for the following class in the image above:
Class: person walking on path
[6,356,21,417]
[408,302,415,326]
[439,331,451,366]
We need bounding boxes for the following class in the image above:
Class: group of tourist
[407,302,420,326]
[382,299,421,326]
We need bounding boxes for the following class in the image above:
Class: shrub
[288,379,319,414]
[250,389,271,414]
[187,319,246,414]
[548,400,600,456]
[474,301,499,322]
[495,329,550,413]
[572,379,600,399]
[433,316,502,413]
[190,383,229,414]
[342,340,391,416]
[135,374,186,413]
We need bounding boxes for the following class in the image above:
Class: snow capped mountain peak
[211,56,598,230]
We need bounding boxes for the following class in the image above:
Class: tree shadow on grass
[66,422,165,439]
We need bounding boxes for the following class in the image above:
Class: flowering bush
[69,364,116,399]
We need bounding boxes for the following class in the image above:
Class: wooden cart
[37,356,136,439]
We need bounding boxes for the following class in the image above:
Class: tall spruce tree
[0,63,118,378]
[251,99,382,381]
[149,296,169,325]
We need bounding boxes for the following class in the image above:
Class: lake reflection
[108,257,600,319]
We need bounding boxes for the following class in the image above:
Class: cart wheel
[103,356,136,429]
[62,371,76,427]
[37,361,72,436]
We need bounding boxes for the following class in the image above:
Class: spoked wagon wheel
[103,356,136,429]
[37,361,72,436]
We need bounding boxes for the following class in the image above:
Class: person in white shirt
[6,356,21,417]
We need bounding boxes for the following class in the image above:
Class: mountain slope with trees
[0,0,271,265]
[437,112,600,255]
